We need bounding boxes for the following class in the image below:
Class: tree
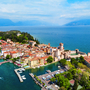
[6,55,11,59]
[66,72,73,80]
[56,75,70,89]
[0,36,2,40]
[73,79,78,90]
[59,86,66,90]
[79,56,85,64]
[50,77,56,82]
[12,58,17,63]
[47,56,53,63]
[59,59,66,66]
[17,57,20,60]
[71,58,78,67]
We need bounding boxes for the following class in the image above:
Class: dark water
[0,26,90,53]
[0,62,59,90]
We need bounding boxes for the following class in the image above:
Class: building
[84,53,90,68]
[29,41,36,47]
[17,33,21,36]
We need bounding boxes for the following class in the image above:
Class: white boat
[22,75,26,80]
[37,66,40,68]
[19,71,22,73]
[0,77,3,79]
[21,68,25,71]
[58,66,61,68]
[22,77,26,80]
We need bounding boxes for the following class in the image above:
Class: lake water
[0,62,59,90]
[0,26,90,90]
[0,26,90,53]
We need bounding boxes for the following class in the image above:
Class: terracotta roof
[84,56,90,64]
[70,80,75,85]
[10,51,17,54]
[4,51,9,53]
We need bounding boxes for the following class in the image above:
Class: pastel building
[29,41,36,47]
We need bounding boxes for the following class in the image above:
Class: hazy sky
[0,0,90,25]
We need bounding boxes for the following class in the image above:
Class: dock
[29,73,47,90]
[14,68,23,82]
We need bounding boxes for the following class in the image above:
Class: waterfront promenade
[0,60,11,65]
[14,68,23,82]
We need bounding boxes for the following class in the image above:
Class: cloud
[0,0,90,25]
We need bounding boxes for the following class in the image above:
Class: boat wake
[0,77,3,80]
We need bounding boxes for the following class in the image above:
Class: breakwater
[14,68,23,82]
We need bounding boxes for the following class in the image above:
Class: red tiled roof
[10,51,17,54]
[70,80,75,85]
[84,56,90,64]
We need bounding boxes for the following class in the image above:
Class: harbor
[14,68,25,82]
[29,68,66,90]
[29,73,46,90]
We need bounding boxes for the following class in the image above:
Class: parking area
[38,69,65,90]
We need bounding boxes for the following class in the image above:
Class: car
[52,74,54,77]
[42,77,46,80]
[56,72,59,74]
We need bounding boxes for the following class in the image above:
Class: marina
[14,68,25,82]
[30,68,66,90]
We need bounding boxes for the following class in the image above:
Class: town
[0,37,90,68]
[1,37,90,90]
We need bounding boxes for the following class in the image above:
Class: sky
[0,0,90,25]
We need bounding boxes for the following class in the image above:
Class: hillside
[0,30,40,44]
[65,19,90,26]
[0,19,55,26]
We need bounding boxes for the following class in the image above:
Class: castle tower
[59,43,64,51]
[76,49,79,54]
[48,43,50,47]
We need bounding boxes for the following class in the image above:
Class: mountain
[65,19,90,26]
[0,19,54,26]
[0,19,15,26]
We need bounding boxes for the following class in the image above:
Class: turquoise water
[0,62,60,90]
[0,59,4,62]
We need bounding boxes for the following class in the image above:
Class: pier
[29,73,47,90]
[14,68,23,82]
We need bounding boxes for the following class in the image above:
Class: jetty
[14,68,24,82]
[29,73,46,90]
[0,60,11,65]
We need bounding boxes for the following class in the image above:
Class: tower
[59,43,64,51]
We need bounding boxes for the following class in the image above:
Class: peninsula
[0,30,90,90]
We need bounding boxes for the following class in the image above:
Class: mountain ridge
[65,19,90,26]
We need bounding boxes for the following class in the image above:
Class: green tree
[50,77,56,82]
[66,72,73,80]
[17,57,20,60]
[79,56,85,63]
[0,36,2,40]
[59,86,66,90]
[56,75,70,89]
[6,55,11,59]
[73,79,78,90]
[59,59,66,66]
[71,58,78,67]
[47,56,53,63]
[12,58,17,63]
